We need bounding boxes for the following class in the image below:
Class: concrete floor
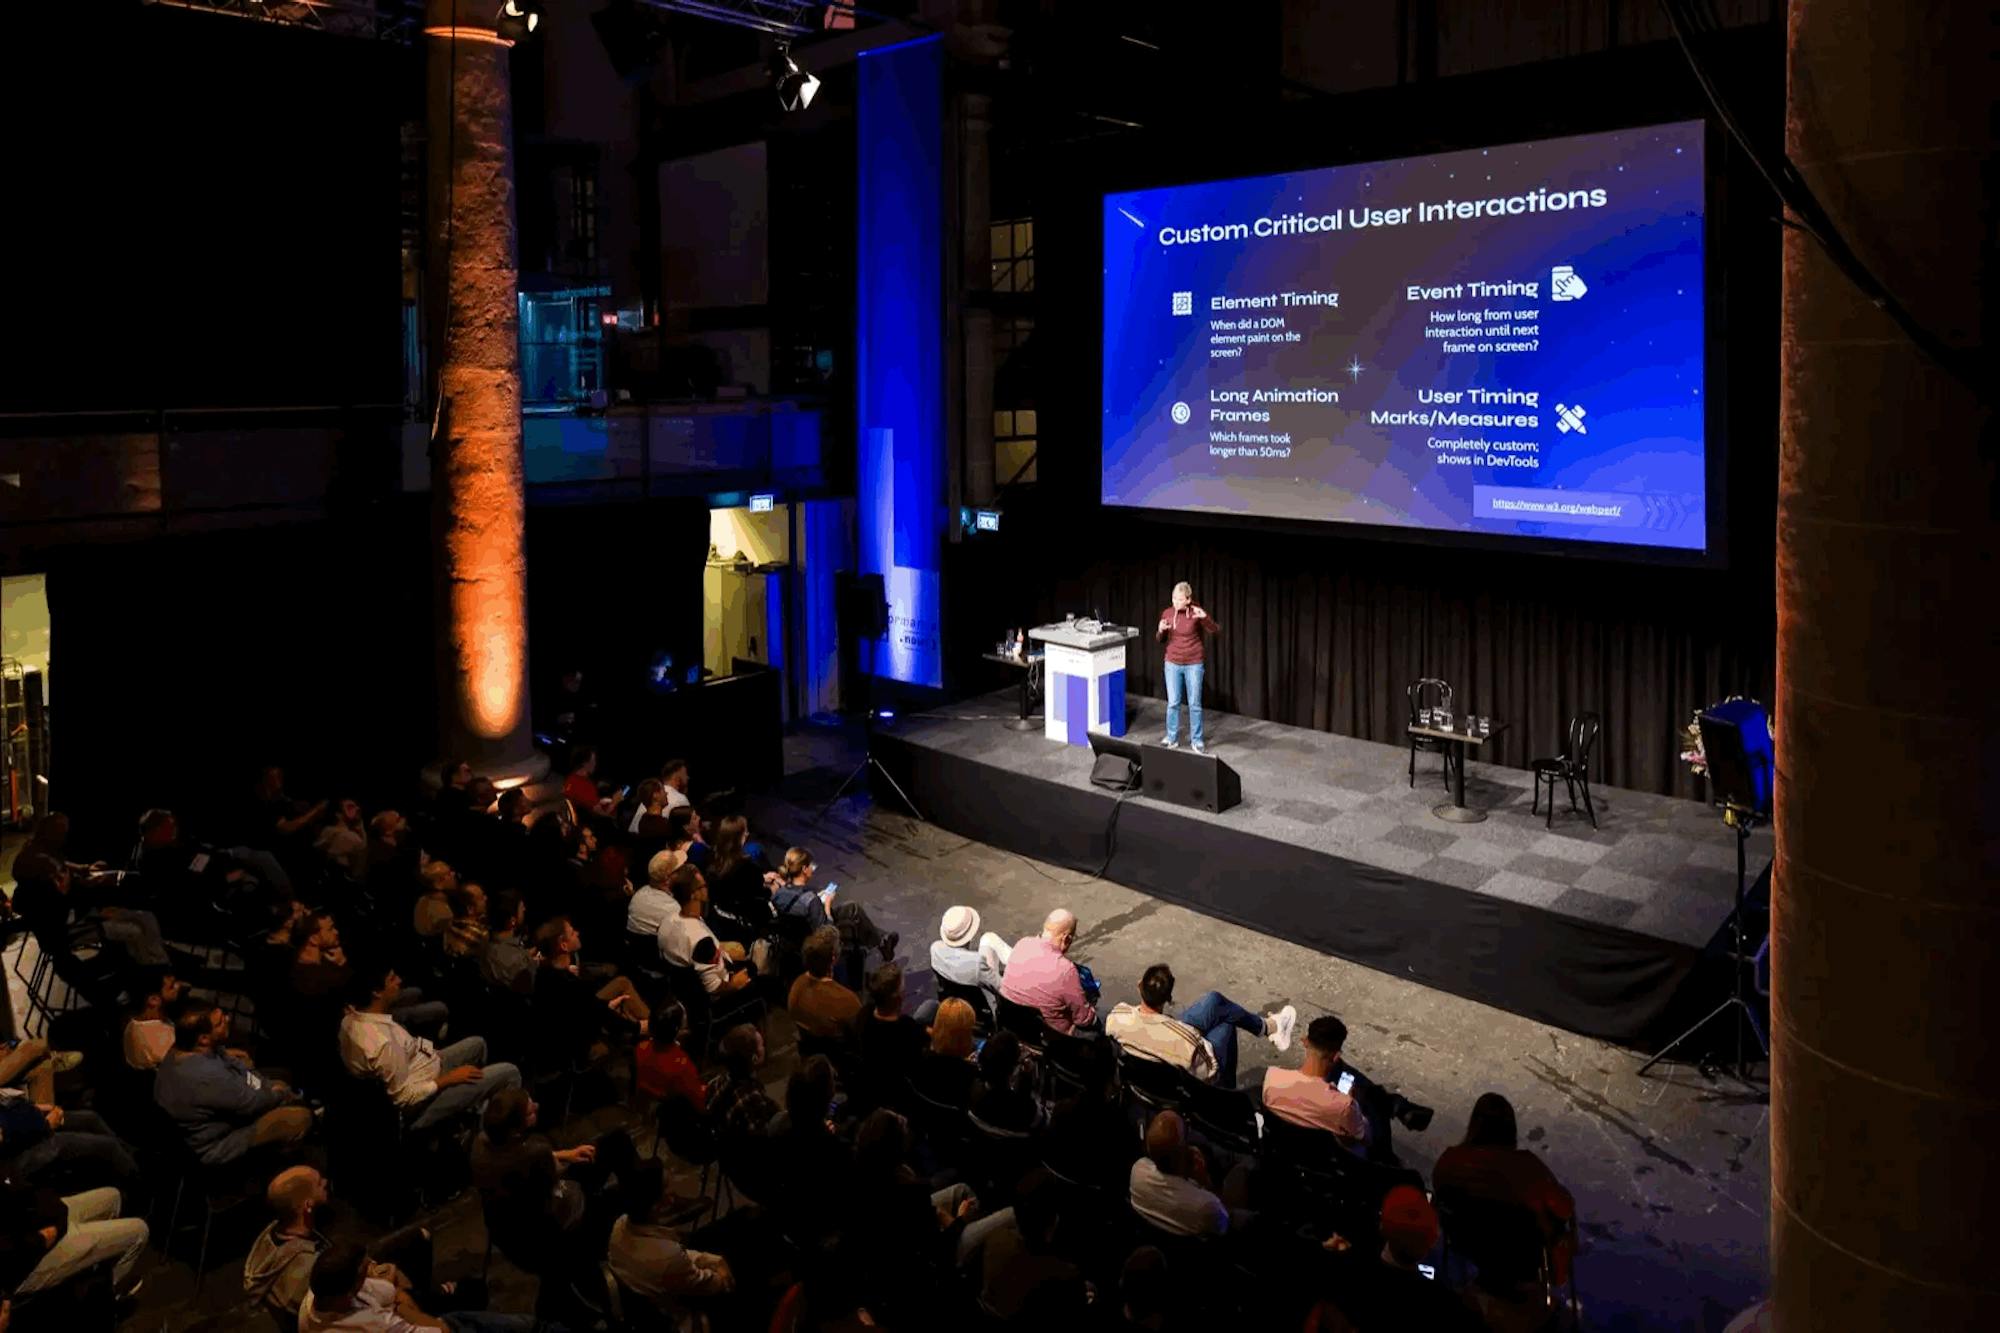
[52,718,1768,1331]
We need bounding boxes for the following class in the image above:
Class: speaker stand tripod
[816,639,926,827]
[1639,805,1769,1084]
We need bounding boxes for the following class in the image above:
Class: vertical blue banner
[856,35,946,688]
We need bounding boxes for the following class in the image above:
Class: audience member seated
[645,808,698,881]
[910,997,979,1109]
[366,810,417,898]
[1260,1016,1368,1151]
[154,997,312,1170]
[999,909,1099,1035]
[340,965,521,1130]
[412,860,458,939]
[471,1089,635,1262]
[1432,1092,1576,1284]
[0,1037,65,1107]
[977,1170,1086,1323]
[658,758,692,811]
[625,780,673,838]
[244,1165,441,1321]
[0,1182,148,1303]
[316,797,370,882]
[434,759,476,816]
[631,1001,707,1110]
[243,765,326,880]
[1129,1111,1228,1238]
[931,905,1011,1005]
[766,1056,849,1216]
[842,1107,1007,1317]
[1308,1185,1481,1333]
[606,1160,738,1324]
[441,883,490,960]
[968,1030,1041,1133]
[289,909,355,1001]
[560,747,600,813]
[121,970,186,1071]
[660,867,753,994]
[706,1025,778,1151]
[0,1096,140,1192]
[1105,963,1295,1089]
[300,1240,539,1333]
[768,847,896,960]
[702,816,774,944]
[11,817,172,971]
[785,927,860,1039]
[629,851,681,955]
[853,964,927,1110]
[477,890,536,996]
[531,916,649,1063]
[135,806,289,923]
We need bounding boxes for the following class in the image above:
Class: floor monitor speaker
[1140,742,1241,813]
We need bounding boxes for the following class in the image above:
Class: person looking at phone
[767,847,898,961]
[1261,1015,1369,1148]
[1156,581,1218,753]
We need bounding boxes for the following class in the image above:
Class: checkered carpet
[895,692,1769,950]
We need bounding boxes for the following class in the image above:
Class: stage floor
[877,691,1771,1041]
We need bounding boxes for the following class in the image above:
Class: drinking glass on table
[1418,707,1433,727]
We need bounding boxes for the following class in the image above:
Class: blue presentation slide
[1101,121,1707,552]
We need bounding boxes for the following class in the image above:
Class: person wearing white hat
[929,906,1012,1005]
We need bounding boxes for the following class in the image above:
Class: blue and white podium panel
[1028,624,1138,746]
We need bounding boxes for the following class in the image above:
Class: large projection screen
[1101,120,1709,555]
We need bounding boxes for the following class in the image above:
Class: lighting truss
[140,0,427,44]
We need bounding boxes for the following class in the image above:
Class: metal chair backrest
[994,995,1051,1050]
[1434,1187,1551,1290]
[1566,712,1602,774]
[933,974,995,1030]
[1116,1046,1193,1115]
[1408,677,1453,721]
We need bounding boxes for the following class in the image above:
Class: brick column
[1773,1,1997,1324]
[424,0,545,784]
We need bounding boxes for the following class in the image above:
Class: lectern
[1028,622,1139,746]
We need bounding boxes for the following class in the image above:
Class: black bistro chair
[1532,712,1602,829]
[1407,678,1455,788]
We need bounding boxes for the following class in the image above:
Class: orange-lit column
[424,0,543,782]
[1774,1,1997,1325]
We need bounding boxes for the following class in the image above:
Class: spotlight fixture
[771,42,821,111]
[496,0,543,41]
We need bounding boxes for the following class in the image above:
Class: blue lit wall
[855,35,946,688]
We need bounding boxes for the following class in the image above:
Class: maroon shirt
[1157,606,1218,665]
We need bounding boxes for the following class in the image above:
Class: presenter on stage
[1157,581,1218,753]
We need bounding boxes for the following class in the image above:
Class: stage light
[496,0,543,41]
[771,43,820,112]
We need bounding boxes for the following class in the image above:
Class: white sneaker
[1267,1004,1297,1052]
[1192,740,1207,755]
[1160,736,1176,748]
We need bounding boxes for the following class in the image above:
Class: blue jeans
[1179,991,1262,1089]
[1164,660,1205,747]
[408,1037,522,1130]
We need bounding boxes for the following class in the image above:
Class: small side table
[1406,720,1509,823]
[982,651,1044,731]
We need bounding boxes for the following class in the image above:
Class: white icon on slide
[1171,401,1192,425]
[1554,403,1588,434]
[1171,291,1193,315]
[1551,265,1588,301]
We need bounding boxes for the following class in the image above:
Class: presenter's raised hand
[1157,617,1172,634]
[1191,606,1207,620]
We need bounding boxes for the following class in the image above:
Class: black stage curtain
[1038,516,1773,801]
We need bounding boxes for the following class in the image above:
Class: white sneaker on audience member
[1267,1004,1298,1052]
